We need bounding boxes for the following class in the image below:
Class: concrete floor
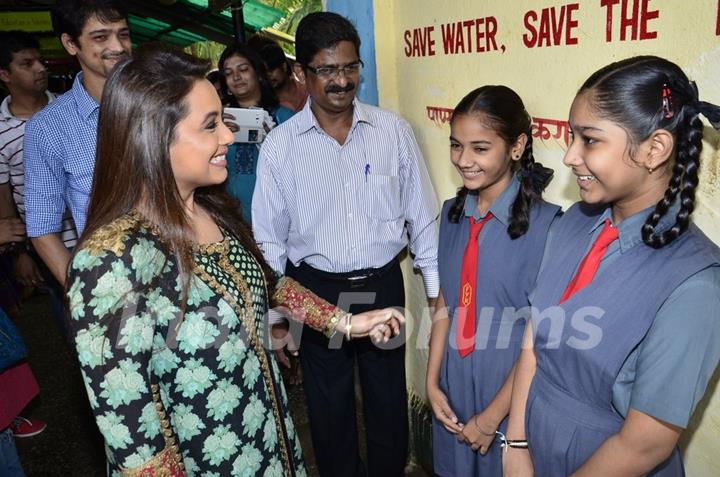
[12,291,428,476]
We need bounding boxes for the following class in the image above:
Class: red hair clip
[662,84,674,119]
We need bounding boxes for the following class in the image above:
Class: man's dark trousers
[285,258,408,477]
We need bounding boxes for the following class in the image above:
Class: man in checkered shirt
[23,0,130,286]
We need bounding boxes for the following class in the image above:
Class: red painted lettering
[523,4,581,48]
[404,26,436,57]
[442,22,457,54]
[566,3,579,45]
[523,10,538,47]
[427,26,436,55]
[538,9,551,47]
[639,0,659,40]
[472,17,500,53]
[454,22,466,53]
[441,17,500,55]
[550,6,566,45]
[601,0,620,42]
[412,29,421,56]
[603,0,659,42]
[463,20,474,52]
[485,17,499,51]
[476,18,486,52]
[620,0,639,41]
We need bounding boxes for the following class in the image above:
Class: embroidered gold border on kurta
[82,214,141,256]
[192,243,296,477]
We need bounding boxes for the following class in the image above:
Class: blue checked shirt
[24,72,98,236]
[252,99,440,298]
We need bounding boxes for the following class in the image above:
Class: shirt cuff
[629,391,690,429]
[422,266,440,299]
[25,213,64,237]
[267,309,287,326]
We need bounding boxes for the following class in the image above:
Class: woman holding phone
[219,43,294,223]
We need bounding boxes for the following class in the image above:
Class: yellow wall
[373,0,720,474]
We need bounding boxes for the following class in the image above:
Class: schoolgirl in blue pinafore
[427,85,560,477]
[504,56,720,476]
[434,176,559,476]
[526,202,719,476]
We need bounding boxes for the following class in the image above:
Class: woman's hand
[427,383,464,434]
[222,112,239,133]
[461,411,500,454]
[503,447,534,477]
[339,308,404,342]
[0,217,25,245]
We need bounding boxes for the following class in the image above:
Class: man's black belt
[297,257,398,285]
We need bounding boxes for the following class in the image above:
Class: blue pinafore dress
[527,203,720,476]
[433,184,559,477]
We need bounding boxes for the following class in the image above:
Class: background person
[219,43,293,223]
[248,35,308,113]
[24,0,131,286]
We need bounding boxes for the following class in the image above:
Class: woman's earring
[647,166,654,174]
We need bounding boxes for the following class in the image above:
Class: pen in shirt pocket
[364,163,370,182]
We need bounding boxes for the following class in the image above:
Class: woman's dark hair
[52,0,126,42]
[206,69,223,87]
[448,85,554,239]
[218,43,278,109]
[579,55,720,248]
[77,43,277,309]
[205,69,230,103]
[247,34,290,74]
[295,12,361,67]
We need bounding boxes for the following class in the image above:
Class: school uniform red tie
[559,219,618,304]
[457,213,493,358]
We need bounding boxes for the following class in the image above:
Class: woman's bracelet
[473,415,496,436]
[345,313,353,341]
[496,431,529,451]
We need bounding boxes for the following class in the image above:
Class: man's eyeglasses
[304,60,364,80]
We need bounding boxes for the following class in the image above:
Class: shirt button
[348,213,353,218]
[345,182,350,188]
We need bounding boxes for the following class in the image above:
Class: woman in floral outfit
[66,45,402,477]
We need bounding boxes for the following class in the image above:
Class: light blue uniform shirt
[538,203,720,427]
[462,173,521,223]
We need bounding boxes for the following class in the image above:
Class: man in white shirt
[253,12,439,477]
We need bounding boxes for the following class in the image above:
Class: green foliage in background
[186,0,321,66]
[260,0,322,37]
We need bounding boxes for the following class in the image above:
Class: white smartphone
[224,107,266,143]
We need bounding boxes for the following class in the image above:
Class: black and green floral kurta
[67,215,308,477]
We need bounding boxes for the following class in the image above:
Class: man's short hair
[52,0,127,42]
[0,31,40,71]
[247,35,288,73]
[295,12,361,67]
